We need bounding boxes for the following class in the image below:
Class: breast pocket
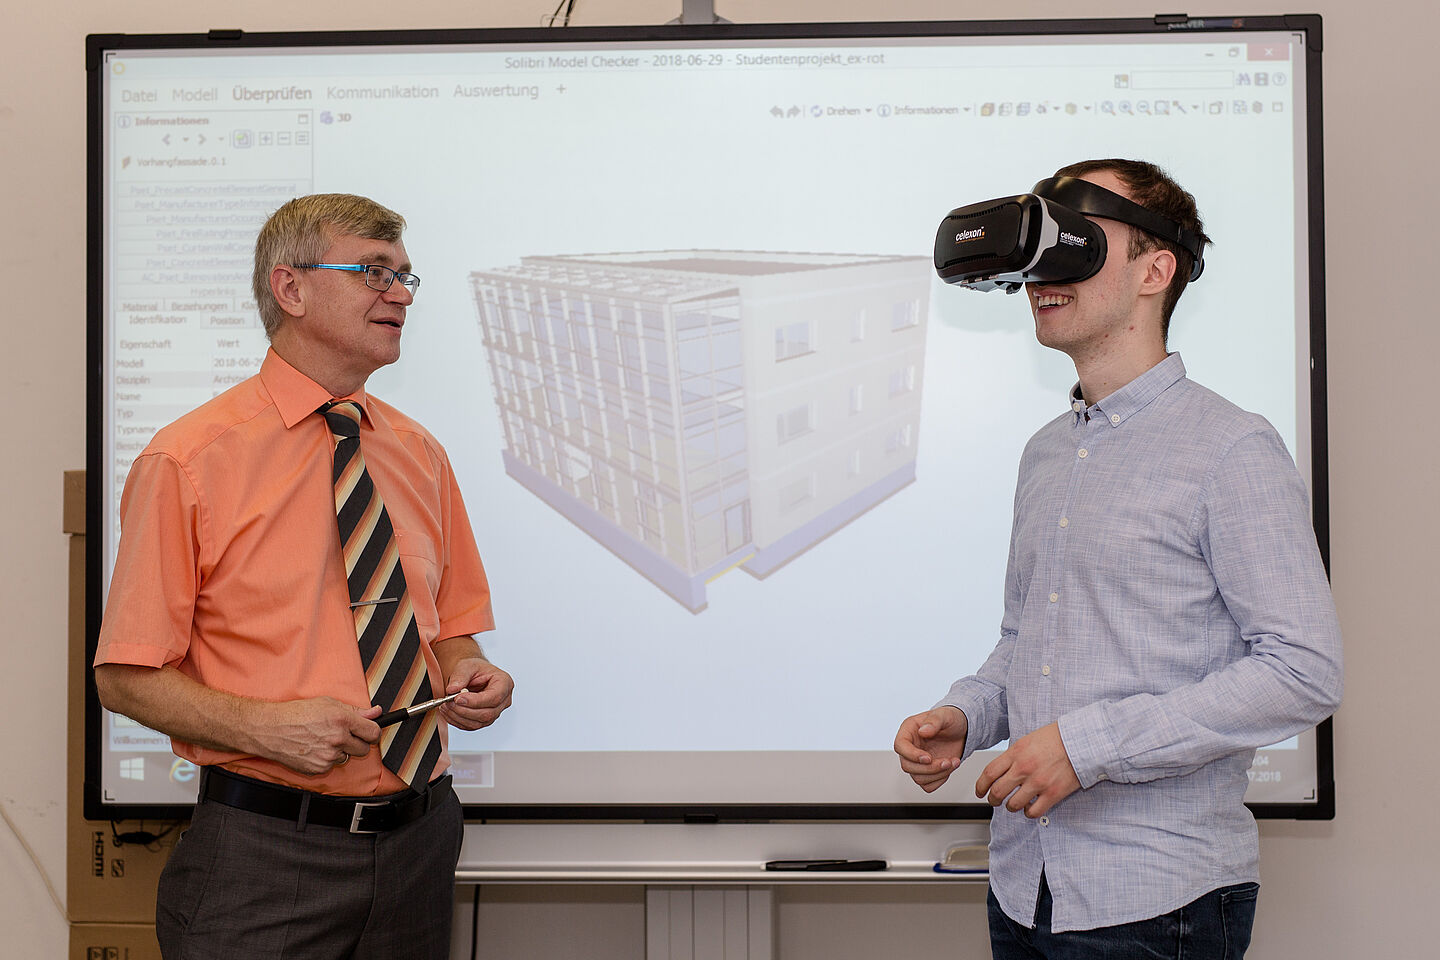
[394,530,440,632]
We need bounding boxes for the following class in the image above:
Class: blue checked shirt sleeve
[937,631,1014,764]
[936,510,1023,762]
[1058,428,1343,787]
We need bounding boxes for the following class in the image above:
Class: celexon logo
[1059,232,1088,247]
[955,227,985,243]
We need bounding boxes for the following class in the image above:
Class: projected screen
[88,19,1330,818]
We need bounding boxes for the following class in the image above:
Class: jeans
[988,873,1258,960]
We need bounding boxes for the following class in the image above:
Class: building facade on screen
[470,250,930,612]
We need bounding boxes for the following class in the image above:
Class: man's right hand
[248,698,382,775]
[95,663,383,775]
[893,706,968,793]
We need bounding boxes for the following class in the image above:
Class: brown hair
[252,194,406,339]
[1054,159,1211,340]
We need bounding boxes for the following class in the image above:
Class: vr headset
[934,176,1206,293]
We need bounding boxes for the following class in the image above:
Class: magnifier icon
[1137,101,1150,114]
[1118,101,1133,115]
[1101,101,1115,115]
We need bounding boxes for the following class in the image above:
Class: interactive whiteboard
[87,16,1333,822]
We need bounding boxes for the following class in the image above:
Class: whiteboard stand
[646,886,773,960]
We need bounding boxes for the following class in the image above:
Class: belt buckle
[349,800,388,834]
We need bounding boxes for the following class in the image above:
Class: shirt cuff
[935,682,1002,764]
[1057,702,1122,788]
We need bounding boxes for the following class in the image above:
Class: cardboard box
[69,921,161,960]
[66,470,186,923]
[63,469,86,537]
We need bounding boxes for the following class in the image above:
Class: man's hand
[894,706,968,793]
[438,658,514,731]
[975,722,1080,818]
[95,663,382,776]
[249,698,382,775]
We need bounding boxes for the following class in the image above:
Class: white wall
[4,1,1436,957]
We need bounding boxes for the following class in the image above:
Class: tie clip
[349,597,399,608]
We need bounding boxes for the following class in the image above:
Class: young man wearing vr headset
[895,160,1342,957]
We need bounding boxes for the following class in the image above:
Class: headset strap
[1033,177,1206,281]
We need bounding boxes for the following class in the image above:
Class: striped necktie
[322,400,441,790]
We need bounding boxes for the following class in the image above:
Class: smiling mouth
[1034,293,1074,309]
[372,318,403,329]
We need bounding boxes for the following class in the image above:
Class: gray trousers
[156,782,464,960]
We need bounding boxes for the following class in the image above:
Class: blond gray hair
[252,194,406,339]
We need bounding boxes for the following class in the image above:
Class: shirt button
[1110,413,1121,424]
[1040,816,1050,826]
[1072,401,1084,412]
[1041,664,1051,676]
[1097,773,1109,781]
[1049,592,1059,603]
[1077,448,1088,459]
[1058,517,1069,528]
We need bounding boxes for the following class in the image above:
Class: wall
[3,1,1435,957]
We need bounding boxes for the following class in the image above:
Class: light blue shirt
[940,353,1342,933]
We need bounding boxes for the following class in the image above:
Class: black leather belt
[200,766,451,834]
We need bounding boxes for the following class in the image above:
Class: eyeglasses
[293,263,421,297]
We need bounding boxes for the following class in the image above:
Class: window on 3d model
[775,320,814,361]
[890,299,920,331]
[779,474,816,514]
[888,365,916,398]
[777,403,814,444]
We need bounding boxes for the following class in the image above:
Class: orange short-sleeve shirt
[95,349,495,796]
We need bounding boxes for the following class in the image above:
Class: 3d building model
[470,249,930,612]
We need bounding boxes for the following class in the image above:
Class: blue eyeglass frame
[293,262,421,295]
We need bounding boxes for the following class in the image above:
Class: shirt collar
[1069,352,1187,428]
[259,348,372,429]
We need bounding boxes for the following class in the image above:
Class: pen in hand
[375,689,466,727]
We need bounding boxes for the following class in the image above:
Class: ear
[269,264,307,320]
[1138,247,1177,300]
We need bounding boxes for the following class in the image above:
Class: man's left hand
[438,658,514,731]
[975,722,1081,818]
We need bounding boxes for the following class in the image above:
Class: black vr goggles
[934,176,1206,293]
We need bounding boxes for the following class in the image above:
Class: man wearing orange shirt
[94,194,513,959]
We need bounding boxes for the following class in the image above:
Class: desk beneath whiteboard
[457,821,990,958]
[455,862,986,884]
[457,819,990,876]
[453,868,987,960]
